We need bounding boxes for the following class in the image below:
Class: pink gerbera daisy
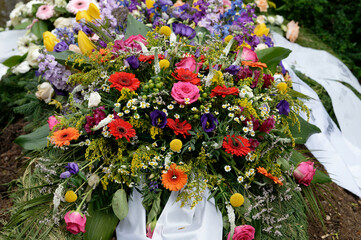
[36,5,55,20]
[66,0,91,14]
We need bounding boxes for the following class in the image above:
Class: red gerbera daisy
[210,85,239,98]
[171,68,200,85]
[167,119,192,138]
[108,118,136,141]
[139,54,164,64]
[108,72,140,92]
[222,134,250,157]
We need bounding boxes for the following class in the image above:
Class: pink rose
[219,0,232,14]
[286,20,300,43]
[175,57,202,73]
[124,34,148,52]
[255,0,268,12]
[293,161,316,186]
[238,47,259,62]
[171,82,200,105]
[227,225,255,240]
[48,116,60,131]
[64,211,87,234]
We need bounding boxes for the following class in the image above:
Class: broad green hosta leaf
[14,124,49,150]
[84,203,119,240]
[289,115,321,144]
[257,47,291,73]
[112,189,129,221]
[31,20,48,39]
[125,15,150,39]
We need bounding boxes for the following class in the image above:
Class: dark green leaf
[14,124,49,150]
[124,15,150,39]
[2,54,27,68]
[54,7,68,14]
[289,116,321,144]
[312,170,332,184]
[111,189,128,221]
[257,47,292,73]
[48,50,85,65]
[14,21,32,30]
[84,203,119,240]
[31,21,48,39]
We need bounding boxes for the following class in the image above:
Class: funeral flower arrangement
[3,1,323,240]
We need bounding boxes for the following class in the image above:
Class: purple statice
[200,113,218,132]
[277,100,290,116]
[54,41,68,52]
[150,110,167,128]
[53,27,75,45]
[37,53,73,93]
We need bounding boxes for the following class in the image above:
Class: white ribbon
[116,188,223,240]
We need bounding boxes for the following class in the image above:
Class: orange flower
[257,167,283,186]
[241,61,267,69]
[51,128,80,147]
[162,163,187,191]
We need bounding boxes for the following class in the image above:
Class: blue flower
[277,100,290,116]
[126,56,140,69]
[150,110,167,128]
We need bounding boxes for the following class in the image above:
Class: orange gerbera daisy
[241,61,267,69]
[51,127,80,147]
[222,135,250,157]
[257,167,283,186]
[108,72,140,92]
[162,163,187,191]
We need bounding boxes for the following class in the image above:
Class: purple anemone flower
[225,65,241,75]
[277,100,290,116]
[150,110,167,128]
[201,113,218,132]
[173,23,196,39]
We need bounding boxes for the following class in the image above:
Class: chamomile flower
[114,103,120,107]
[140,102,147,108]
[124,110,130,114]
[167,104,174,110]
[228,113,234,118]
[179,104,185,108]
[134,113,140,119]
[131,106,137,110]
[240,115,246,121]
[224,165,231,172]
[185,98,190,104]
[191,107,197,112]
[126,102,132,108]
[117,112,124,117]
[162,109,168,115]
[234,117,240,123]
[204,108,210,113]
[243,127,249,133]
[161,146,166,151]
[107,114,114,119]
[152,142,158,147]
[174,114,180,119]
[237,176,244,183]
[85,139,91,145]
[214,111,219,115]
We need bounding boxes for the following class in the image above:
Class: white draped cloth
[272,33,361,198]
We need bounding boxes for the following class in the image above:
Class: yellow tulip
[146,0,155,9]
[43,31,59,52]
[76,10,92,22]
[254,23,270,37]
[87,3,101,20]
[78,30,96,55]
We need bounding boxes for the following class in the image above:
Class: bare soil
[0,123,360,239]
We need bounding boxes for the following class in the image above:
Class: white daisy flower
[237,176,244,183]
[224,165,231,172]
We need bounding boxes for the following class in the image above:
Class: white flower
[167,104,174,110]
[124,110,130,114]
[12,61,30,74]
[53,17,73,29]
[17,33,38,54]
[117,112,124,117]
[243,127,249,133]
[88,92,101,108]
[152,142,157,147]
[35,82,54,103]
[26,44,41,67]
[134,113,140,119]
[174,114,180,119]
[275,15,284,25]
[191,107,197,111]
[237,176,244,183]
[228,113,234,118]
[267,16,275,24]
[224,165,231,172]
[255,43,268,51]
[140,102,147,108]
[214,111,219,115]
[114,103,120,107]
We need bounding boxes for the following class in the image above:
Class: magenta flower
[259,116,275,134]
[64,211,87,234]
[227,225,255,240]
[293,161,316,186]
[48,116,60,131]
[171,82,200,105]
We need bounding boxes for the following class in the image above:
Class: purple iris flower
[65,162,79,175]
[150,110,167,128]
[126,56,140,69]
[200,113,218,132]
[277,100,290,116]
[173,23,196,39]
[54,41,68,52]
[225,65,241,75]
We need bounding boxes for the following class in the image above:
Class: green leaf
[111,189,129,221]
[312,170,332,184]
[14,124,49,150]
[54,7,68,14]
[147,194,161,223]
[31,21,48,39]
[289,116,321,144]
[84,203,119,240]
[14,21,32,30]
[2,53,27,68]
[48,51,86,65]
[257,47,291,73]
[124,15,150,39]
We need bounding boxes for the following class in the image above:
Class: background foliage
[273,0,361,82]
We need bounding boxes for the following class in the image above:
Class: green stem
[76,190,93,212]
